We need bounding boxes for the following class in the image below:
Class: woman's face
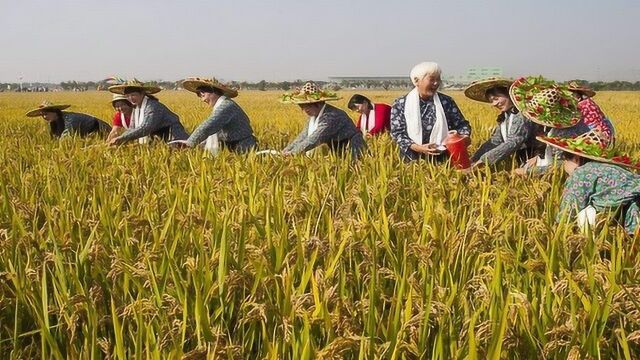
[488,93,514,113]
[42,111,59,122]
[114,100,133,115]
[563,155,581,175]
[126,91,145,106]
[299,103,323,117]
[197,91,220,107]
[416,73,441,98]
[353,102,369,114]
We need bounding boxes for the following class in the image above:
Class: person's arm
[443,97,471,136]
[185,101,234,146]
[283,121,310,153]
[370,104,391,135]
[107,126,124,142]
[478,116,532,165]
[286,115,343,154]
[389,99,416,153]
[113,104,165,144]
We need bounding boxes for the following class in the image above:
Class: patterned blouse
[116,98,189,143]
[283,104,366,158]
[185,97,257,152]
[577,98,615,143]
[389,92,471,160]
[558,161,640,234]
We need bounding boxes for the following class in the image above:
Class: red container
[445,130,471,169]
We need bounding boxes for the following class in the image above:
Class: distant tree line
[2,79,640,92]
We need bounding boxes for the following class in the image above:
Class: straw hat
[566,81,596,98]
[26,100,71,117]
[536,130,640,170]
[281,81,341,104]
[108,78,161,95]
[464,77,513,103]
[111,94,132,106]
[181,77,238,98]
[510,76,581,128]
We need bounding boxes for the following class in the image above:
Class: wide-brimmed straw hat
[536,130,640,170]
[464,77,513,103]
[108,78,161,95]
[181,77,238,98]
[566,81,596,98]
[111,94,132,106]
[510,76,581,129]
[281,81,341,104]
[26,100,71,117]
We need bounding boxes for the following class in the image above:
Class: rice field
[1,90,640,359]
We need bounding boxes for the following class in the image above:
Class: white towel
[202,96,227,155]
[404,88,448,150]
[306,104,326,155]
[360,108,376,134]
[132,96,149,144]
[577,205,597,233]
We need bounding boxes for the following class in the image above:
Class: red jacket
[355,103,391,135]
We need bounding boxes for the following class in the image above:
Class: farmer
[26,101,111,139]
[538,130,640,235]
[567,81,616,144]
[389,62,471,162]
[347,94,391,137]
[106,94,134,142]
[464,77,537,168]
[107,79,189,145]
[172,77,257,154]
[281,81,366,159]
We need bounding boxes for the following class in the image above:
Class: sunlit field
[1,90,640,359]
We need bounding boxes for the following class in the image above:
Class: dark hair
[347,94,372,110]
[47,110,65,137]
[123,88,158,101]
[485,86,509,100]
[112,99,133,109]
[196,85,225,96]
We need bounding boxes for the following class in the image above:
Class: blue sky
[1,0,639,82]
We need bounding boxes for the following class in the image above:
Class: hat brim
[182,80,238,98]
[509,79,581,129]
[26,104,70,117]
[281,96,342,105]
[568,87,596,98]
[108,84,161,95]
[464,79,513,103]
[536,135,640,170]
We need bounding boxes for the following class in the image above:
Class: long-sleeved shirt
[472,110,535,165]
[185,97,257,151]
[52,112,111,138]
[283,103,366,158]
[115,98,189,143]
[558,162,640,234]
[390,92,471,160]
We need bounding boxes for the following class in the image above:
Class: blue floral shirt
[389,92,471,160]
[558,162,640,234]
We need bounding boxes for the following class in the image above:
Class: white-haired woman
[390,62,471,162]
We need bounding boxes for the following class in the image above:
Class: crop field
[1,90,640,359]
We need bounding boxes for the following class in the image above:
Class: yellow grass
[1,90,639,359]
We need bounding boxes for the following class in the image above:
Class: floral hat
[567,81,596,98]
[464,77,513,103]
[536,130,640,170]
[181,77,238,98]
[108,78,161,95]
[26,100,71,117]
[510,76,581,128]
[281,81,341,104]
